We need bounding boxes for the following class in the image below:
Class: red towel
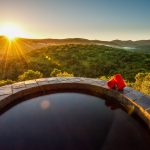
[107,74,126,91]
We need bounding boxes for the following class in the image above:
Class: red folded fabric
[114,74,126,90]
[107,78,116,89]
[107,74,126,91]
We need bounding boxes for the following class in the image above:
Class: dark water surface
[0,92,149,150]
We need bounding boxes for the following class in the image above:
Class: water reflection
[40,100,50,110]
[0,92,149,150]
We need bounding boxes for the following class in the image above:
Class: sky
[0,0,150,40]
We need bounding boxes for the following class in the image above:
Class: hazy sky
[0,0,150,40]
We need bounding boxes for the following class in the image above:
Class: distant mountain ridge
[0,36,150,53]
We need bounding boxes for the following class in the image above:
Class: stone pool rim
[0,77,150,128]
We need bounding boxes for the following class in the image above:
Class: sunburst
[0,23,31,78]
[0,23,26,40]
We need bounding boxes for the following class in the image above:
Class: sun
[0,23,26,40]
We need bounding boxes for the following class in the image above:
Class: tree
[18,70,43,81]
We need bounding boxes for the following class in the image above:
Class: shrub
[56,71,74,77]
[18,70,43,81]
[99,76,111,80]
[50,68,61,77]
[141,73,150,95]
[0,80,14,87]
[134,72,150,95]
[50,68,74,77]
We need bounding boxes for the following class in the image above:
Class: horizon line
[0,35,150,42]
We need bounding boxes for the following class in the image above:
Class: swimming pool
[0,92,149,150]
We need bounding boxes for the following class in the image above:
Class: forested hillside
[0,44,149,80]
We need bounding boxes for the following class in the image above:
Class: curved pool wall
[0,77,150,128]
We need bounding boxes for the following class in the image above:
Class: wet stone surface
[124,90,143,101]
[136,95,150,110]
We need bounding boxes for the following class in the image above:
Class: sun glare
[0,23,27,40]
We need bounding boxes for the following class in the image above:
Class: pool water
[0,92,149,150]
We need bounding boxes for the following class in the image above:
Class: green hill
[0,37,150,55]
[0,44,149,82]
